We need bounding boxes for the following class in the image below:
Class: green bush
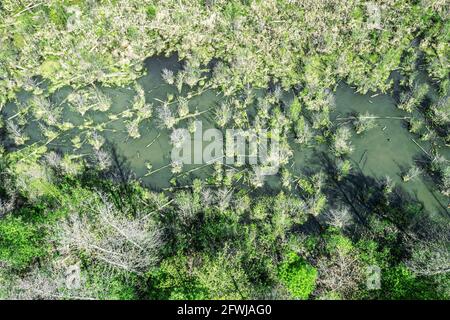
[147,255,208,300]
[380,266,448,300]
[277,251,317,299]
[0,215,47,269]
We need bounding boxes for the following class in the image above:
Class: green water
[2,56,448,217]
[334,85,449,216]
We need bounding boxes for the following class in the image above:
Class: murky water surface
[2,56,448,217]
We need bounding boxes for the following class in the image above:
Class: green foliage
[0,214,48,269]
[356,239,391,269]
[148,251,253,300]
[47,3,68,27]
[378,266,448,300]
[325,231,354,254]
[196,252,252,299]
[40,59,62,80]
[1,0,447,96]
[223,1,248,19]
[289,97,302,122]
[146,5,157,19]
[277,251,317,299]
[84,268,139,300]
[148,254,208,300]
[298,178,314,196]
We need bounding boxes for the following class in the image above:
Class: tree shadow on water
[80,142,139,215]
[318,152,448,243]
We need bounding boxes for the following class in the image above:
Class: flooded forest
[0,1,449,300]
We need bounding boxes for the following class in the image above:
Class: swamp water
[2,56,449,218]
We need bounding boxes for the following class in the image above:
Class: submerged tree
[176,96,189,118]
[157,103,176,129]
[5,120,29,145]
[335,159,352,181]
[88,131,105,151]
[93,149,112,171]
[126,119,141,139]
[382,175,395,197]
[161,68,175,85]
[170,128,188,148]
[30,96,61,126]
[402,165,422,182]
[216,101,232,128]
[171,160,183,174]
[333,126,353,156]
[353,112,376,134]
[294,116,313,145]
